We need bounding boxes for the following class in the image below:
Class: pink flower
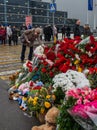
[83,99,90,104]
[76,88,81,95]
[66,89,79,99]
[76,98,82,105]
[71,104,88,118]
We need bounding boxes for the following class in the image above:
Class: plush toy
[32,106,60,130]
[19,93,28,111]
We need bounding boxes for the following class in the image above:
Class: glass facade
[0,0,76,29]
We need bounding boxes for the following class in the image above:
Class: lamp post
[27,0,30,16]
[93,0,97,29]
[4,0,7,26]
[50,0,56,39]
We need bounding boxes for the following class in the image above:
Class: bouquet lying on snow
[57,86,97,130]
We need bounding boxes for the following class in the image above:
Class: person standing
[7,25,12,46]
[53,25,58,39]
[27,23,32,29]
[66,25,71,39]
[12,26,18,45]
[20,27,42,63]
[20,23,27,35]
[61,25,66,39]
[73,19,81,38]
[0,25,6,45]
[84,24,91,37]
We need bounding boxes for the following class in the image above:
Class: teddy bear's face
[45,107,60,124]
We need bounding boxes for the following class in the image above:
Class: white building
[43,0,97,29]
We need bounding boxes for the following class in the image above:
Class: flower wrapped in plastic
[57,87,97,130]
[68,101,97,130]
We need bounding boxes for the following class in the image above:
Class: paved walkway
[0,41,53,83]
[0,79,40,130]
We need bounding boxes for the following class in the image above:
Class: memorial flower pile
[8,35,97,128]
[10,36,97,88]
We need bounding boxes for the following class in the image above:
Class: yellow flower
[52,95,56,100]
[40,107,45,114]
[78,67,82,72]
[28,96,33,103]
[22,97,27,101]
[74,60,80,65]
[34,97,38,101]
[33,101,37,106]
[46,95,51,99]
[44,101,51,108]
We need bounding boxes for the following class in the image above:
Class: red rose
[41,68,47,73]
[49,71,54,77]
[29,67,33,72]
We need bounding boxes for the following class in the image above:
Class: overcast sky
[42,0,97,29]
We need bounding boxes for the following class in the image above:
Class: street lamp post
[4,0,7,25]
[93,0,97,29]
[52,11,55,38]
[28,0,30,16]
[50,0,56,39]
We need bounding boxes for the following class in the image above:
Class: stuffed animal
[32,106,60,130]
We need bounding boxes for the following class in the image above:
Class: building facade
[0,0,76,29]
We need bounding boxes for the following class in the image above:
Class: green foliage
[87,73,97,89]
[40,71,52,84]
[54,87,65,104]
[57,97,83,130]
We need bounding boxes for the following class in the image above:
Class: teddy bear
[32,106,60,130]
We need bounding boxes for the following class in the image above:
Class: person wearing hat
[20,27,42,63]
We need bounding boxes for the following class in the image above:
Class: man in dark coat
[20,27,41,63]
[61,25,66,39]
[73,19,81,38]
[66,26,71,39]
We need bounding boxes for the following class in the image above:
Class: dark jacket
[84,27,91,37]
[66,26,71,37]
[73,24,81,37]
[61,26,66,34]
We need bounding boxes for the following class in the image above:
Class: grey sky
[42,0,97,29]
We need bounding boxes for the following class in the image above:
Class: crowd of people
[0,20,93,45]
[0,20,93,63]
[0,25,19,46]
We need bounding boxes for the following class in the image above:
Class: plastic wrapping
[68,106,97,130]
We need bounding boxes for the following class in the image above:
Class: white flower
[83,69,89,74]
[52,70,90,92]
[34,45,44,55]
[75,54,80,60]
[88,51,92,57]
